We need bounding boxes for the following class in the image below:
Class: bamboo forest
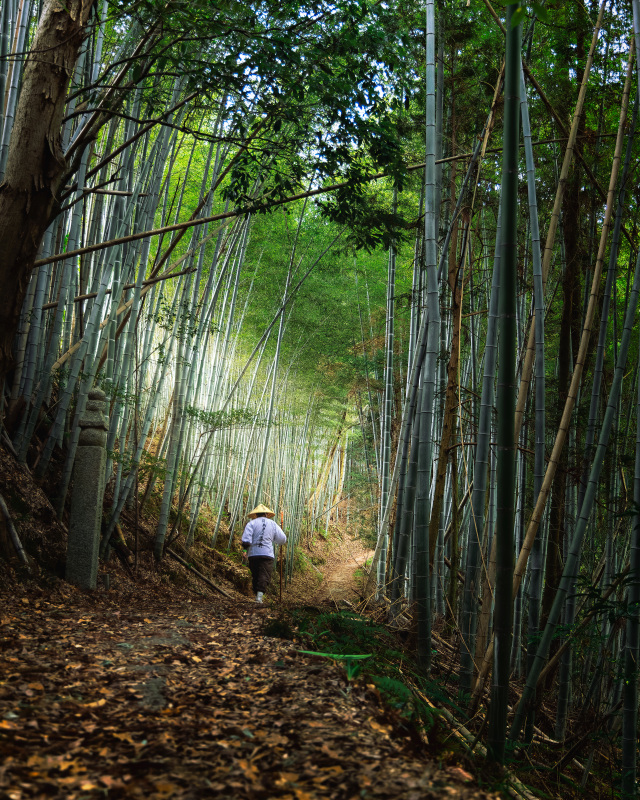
[2,0,640,796]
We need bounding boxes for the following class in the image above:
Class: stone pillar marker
[66,389,108,589]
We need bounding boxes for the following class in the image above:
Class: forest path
[316,546,371,603]
[0,584,492,800]
[284,531,374,608]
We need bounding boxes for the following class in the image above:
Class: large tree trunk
[0,0,94,388]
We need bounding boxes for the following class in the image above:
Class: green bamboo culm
[620,3,640,794]
[621,337,640,798]
[509,227,640,746]
[378,193,397,591]
[487,0,520,765]
[414,0,438,670]
[459,197,501,698]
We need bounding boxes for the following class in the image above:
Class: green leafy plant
[297,650,372,681]
[291,609,443,734]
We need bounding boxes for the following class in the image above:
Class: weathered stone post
[65,389,108,589]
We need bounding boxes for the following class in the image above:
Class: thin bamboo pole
[513,0,607,445]
[486,5,519,762]
[470,24,632,709]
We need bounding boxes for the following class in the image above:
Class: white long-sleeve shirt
[241,517,286,558]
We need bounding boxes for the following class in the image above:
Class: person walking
[241,504,286,603]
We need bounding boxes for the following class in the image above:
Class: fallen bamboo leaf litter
[0,584,498,800]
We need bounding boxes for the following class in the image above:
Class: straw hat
[248,503,275,519]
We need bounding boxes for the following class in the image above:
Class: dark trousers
[248,556,275,593]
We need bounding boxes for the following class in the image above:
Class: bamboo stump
[65,389,108,589]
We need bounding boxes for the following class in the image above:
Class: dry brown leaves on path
[0,583,497,800]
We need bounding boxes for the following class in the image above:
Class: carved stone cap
[79,388,108,432]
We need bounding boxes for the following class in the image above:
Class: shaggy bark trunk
[0,0,94,387]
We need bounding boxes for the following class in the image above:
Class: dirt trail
[283,532,374,608]
[0,583,494,800]
[313,544,373,605]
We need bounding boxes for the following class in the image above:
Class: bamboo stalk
[510,196,640,742]
[0,492,30,568]
[513,0,607,446]
[470,11,629,710]
[41,266,196,310]
[166,548,232,598]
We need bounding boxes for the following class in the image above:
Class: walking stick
[279,510,284,602]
